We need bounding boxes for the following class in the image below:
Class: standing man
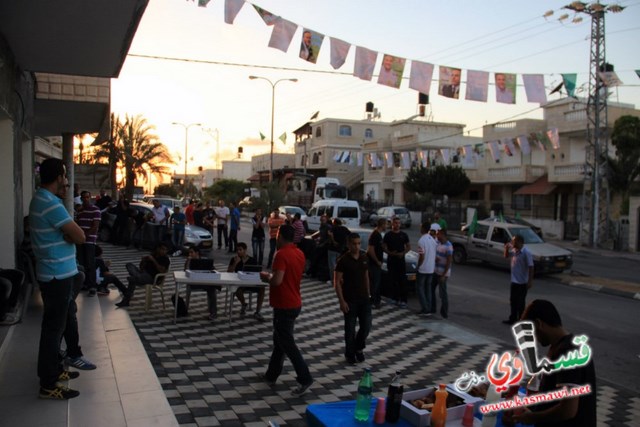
[170,206,186,256]
[512,300,596,426]
[76,191,101,297]
[266,208,285,268]
[434,228,453,319]
[251,208,266,266]
[214,199,230,250]
[503,234,533,325]
[382,217,411,308]
[327,218,350,285]
[260,224,313,396]
[150,199,170,245]
[367,218,387,309]
[30,158,86,399]
[184,199,196,225]
[228,201,241,253]
[334,233,371,364]
[416,222,437,316]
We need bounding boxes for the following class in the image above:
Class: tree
[155,183,179,198]
[203,179,247,204]
[404,164,470,197]
[608,115,640,213]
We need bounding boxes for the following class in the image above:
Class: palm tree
[90,114,174,200]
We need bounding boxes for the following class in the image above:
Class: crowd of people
[26,171,595,424]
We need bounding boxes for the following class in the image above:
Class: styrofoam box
[237,271,261,281]
[400,386,483,427]
[185,270,221,280]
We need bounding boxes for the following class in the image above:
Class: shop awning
[514,175,557,196]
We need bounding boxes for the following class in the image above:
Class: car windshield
[285,207,304,215]
[394,208,408,215]
[510,227,544,244]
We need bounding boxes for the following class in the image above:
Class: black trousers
[265,308,312,386]
[509,282,528,323]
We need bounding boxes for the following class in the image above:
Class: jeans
[509,282,528,322]
[76,243,96,290]
[252,237,265,265]
[228,228,238,252]
[343,301,372,358]
[368,263,382,306]
[265,308,312,386]
[416,272,434,313]
[436,275,449,318]
[63,272,85,359]
[217,224,228,249]
[124,262,153,299]
[172,229,184,250]
[38,277,73,388]
[267,238,277,268]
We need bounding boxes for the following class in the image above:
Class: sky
[110,0,640,179]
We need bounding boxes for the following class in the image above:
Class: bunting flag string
[186,0,628,105]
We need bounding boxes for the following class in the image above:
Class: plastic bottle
[430,384,448,427]
[481,384,501,427]
[385,370,404,423]
[354,368,373,422]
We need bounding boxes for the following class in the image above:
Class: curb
[564,279,640,301]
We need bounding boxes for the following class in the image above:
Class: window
[490,227,510,244]
[339,125,352,137]
[315,126,322,137]
[337,206,358,218]
[364,128,373,139]
[472,224,489,240]
[511,194,531,210]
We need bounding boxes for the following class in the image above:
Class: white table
[172,271,266,323]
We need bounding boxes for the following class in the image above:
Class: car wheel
[452,246,467,264]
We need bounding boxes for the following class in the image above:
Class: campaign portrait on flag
[377,54,405,89]
[465,69,489,102]
[439,66,461,99]
[299,28,324,64]
[495,72,516,104]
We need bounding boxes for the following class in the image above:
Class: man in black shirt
[116,243,170,307]
[327,218,349,285]
[334,233,371,364]
[367,218,387,308]
[382,217,410,307]
[513,299,596,427]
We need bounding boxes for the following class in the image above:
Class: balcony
[486,165,546,183]
[550,163,586,183]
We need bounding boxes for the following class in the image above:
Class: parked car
[100,201,213,251]
[451,219,572,274]
[142,196,182,209]
[369,206,412,228]
[279,205,308,223]
[482,216,543,239]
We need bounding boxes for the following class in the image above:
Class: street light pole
[248,75,298,182]
[172,122,202,197]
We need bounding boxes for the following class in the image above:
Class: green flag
[467,210,478,236]
[279,132,287,144]
[259,132,266,141]
[561,73,577,97]
[499,211,505,222]
[515,212,522,220]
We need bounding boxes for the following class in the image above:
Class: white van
[306,199,361,231]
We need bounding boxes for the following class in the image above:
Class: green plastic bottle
[354,368,373,422]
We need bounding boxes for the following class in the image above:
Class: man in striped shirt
[30,158,86,400]
[76,191,101,296]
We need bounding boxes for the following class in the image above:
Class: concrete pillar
[62,133,74,213]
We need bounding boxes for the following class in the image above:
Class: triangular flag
[309,111,319,120]
[198,0,211,7]
[353,46,377,81]
[268,17,297,53]
[546,128,560,149]
[279,132,287,144]
[465,70,489,102]
[561,74,577,97]
[549,81,564,96]
[522,74,547,103]
[329,37,351,70]
[259,132,266,141]
[224,0,245,24]
[409,61,434,94]
[253,5,277,25]
[636,70,640,79]
[516,135,531,155]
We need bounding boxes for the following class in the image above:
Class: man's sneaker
[87,289,97,297]
[97,287,110,296]
[240,304,248,317]
[115,299,130,308]
[58,370,80,381]
[258,373,276,386]
[67,356,97,370]
[253,311,265,322]
[39,384,80,400]
[355,351,365,363]
[291,380,313,397]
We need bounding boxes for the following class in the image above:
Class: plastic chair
[144,272,169,312]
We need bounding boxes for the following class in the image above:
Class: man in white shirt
[213,199,230,250]
[416,222,438,316]
[150,199,170,245]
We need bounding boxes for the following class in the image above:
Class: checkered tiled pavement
[101,243,640,427]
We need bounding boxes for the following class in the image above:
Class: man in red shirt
[260,224,313,396]
[266,208,285,268]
